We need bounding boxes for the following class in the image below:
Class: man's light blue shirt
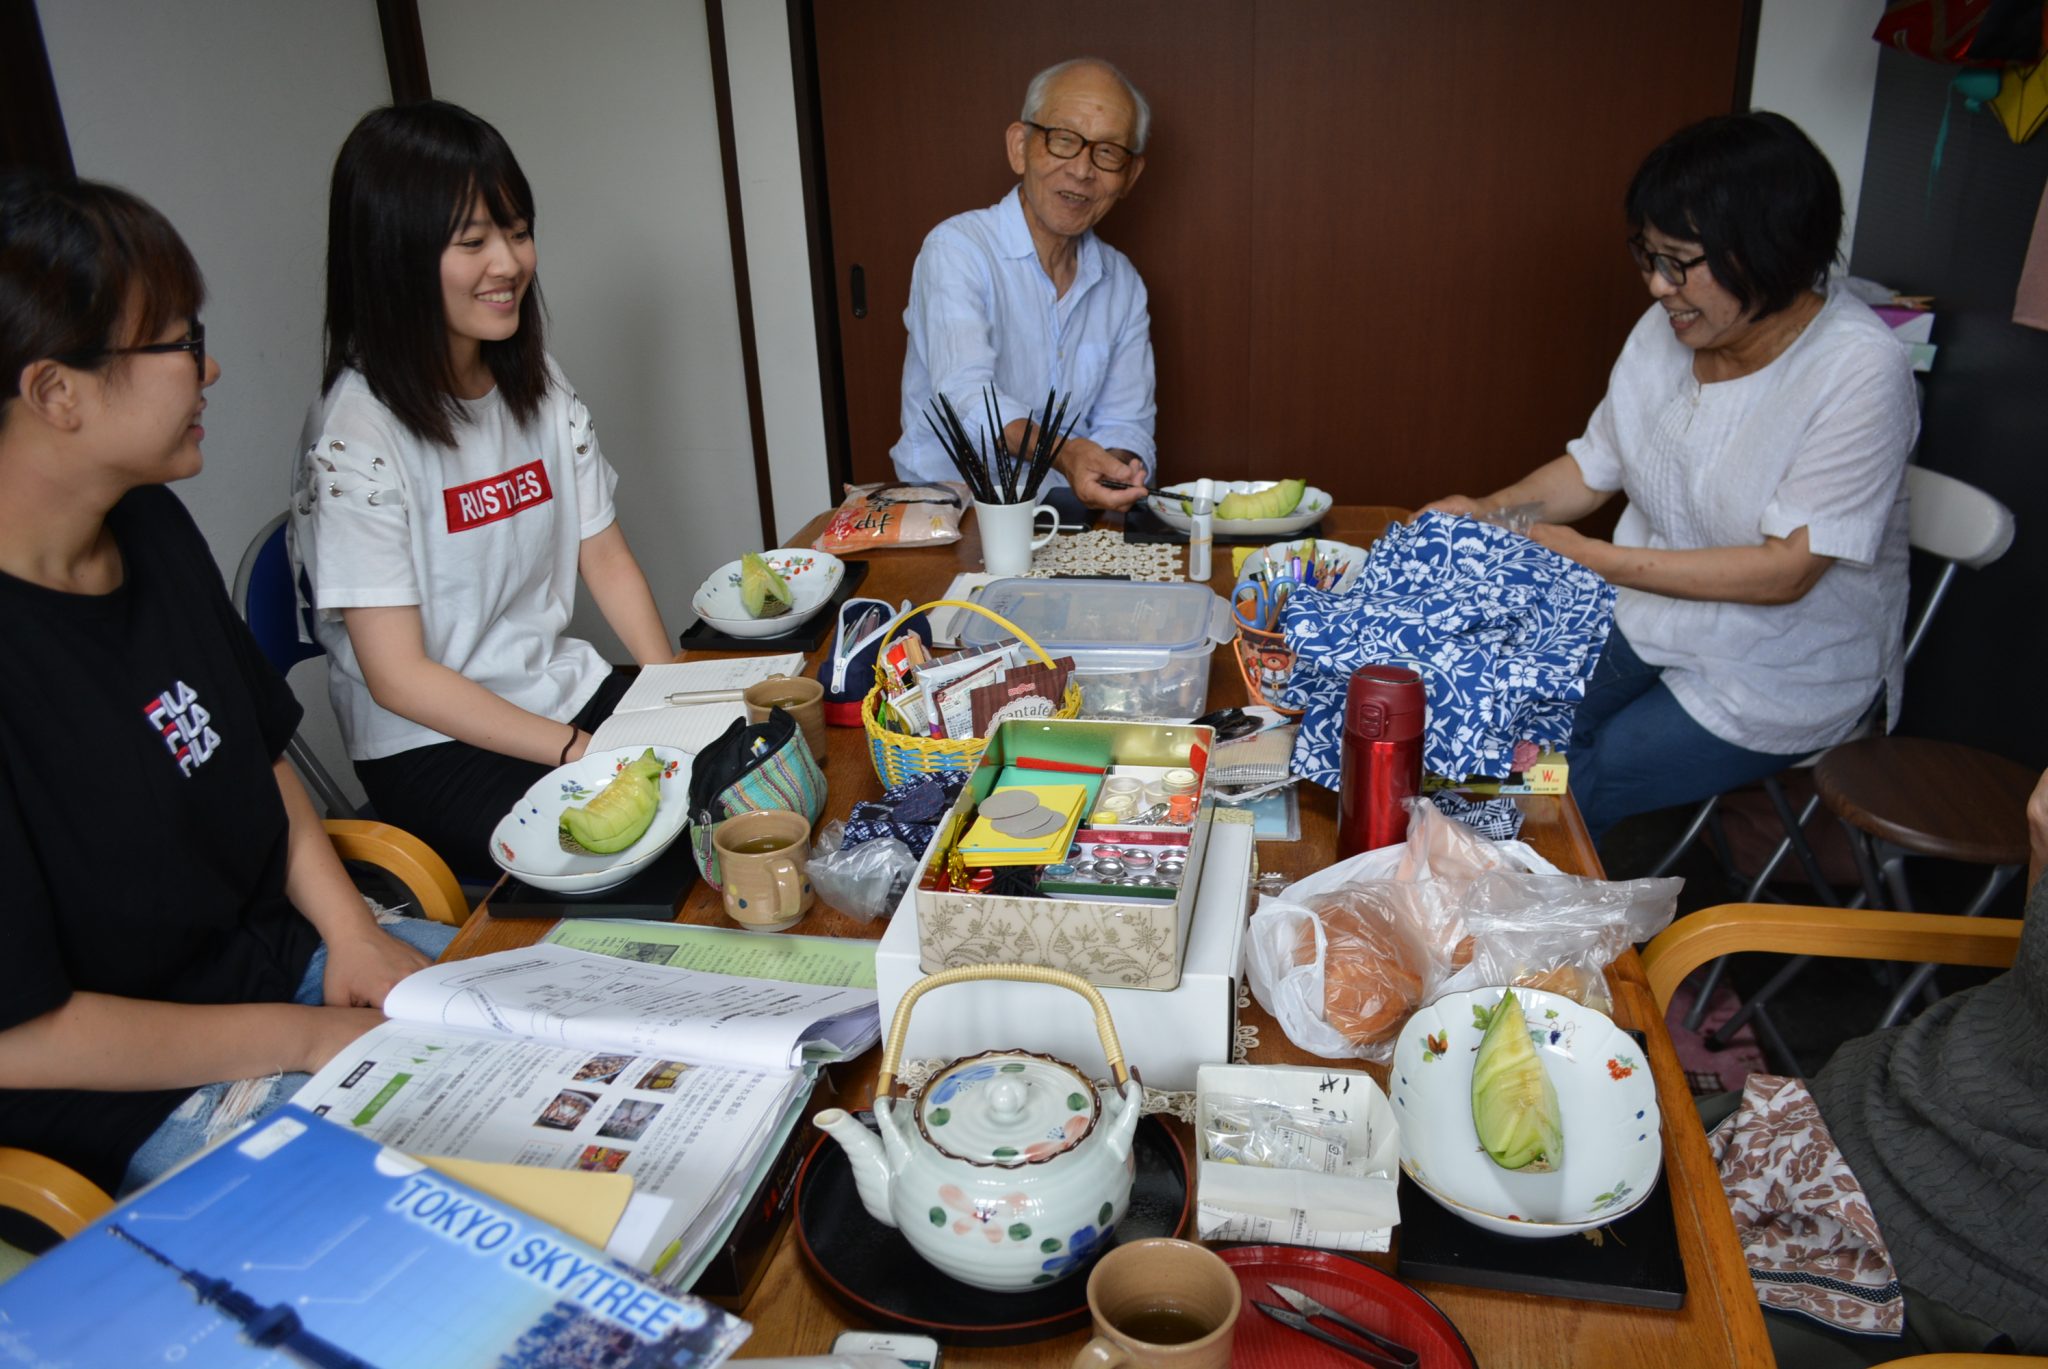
[891,187,1156,488]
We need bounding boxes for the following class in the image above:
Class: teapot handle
[877,963,1131,1098]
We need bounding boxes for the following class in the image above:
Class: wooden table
[444,506,1770,1368]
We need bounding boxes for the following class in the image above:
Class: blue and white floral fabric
[1279,513,1615,788]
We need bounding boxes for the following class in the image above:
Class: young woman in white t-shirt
[291,101,673,873]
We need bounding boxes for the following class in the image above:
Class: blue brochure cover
[0,1106,750,1367]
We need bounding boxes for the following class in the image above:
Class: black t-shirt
[0,486,318,1193]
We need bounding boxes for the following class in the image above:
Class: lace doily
[1028,528,1186,581]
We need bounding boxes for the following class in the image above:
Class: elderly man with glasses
[890,58,1156,511]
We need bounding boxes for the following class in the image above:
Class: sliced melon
[1217,479,1307,521]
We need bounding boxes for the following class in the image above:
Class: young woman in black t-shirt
[0,173,455,1197]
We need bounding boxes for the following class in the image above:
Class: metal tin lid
[917,1052,1098,1166]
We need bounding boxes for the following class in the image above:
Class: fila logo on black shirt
[143,679,220,777]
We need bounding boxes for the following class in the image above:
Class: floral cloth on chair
[1277,513,1613,787]
[1710,1073,1905,1336]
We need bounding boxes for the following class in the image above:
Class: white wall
[1752,0,1883,252]
[35,1,1869,807]
[40,0,392,810]
[418,0,765,652]
[723,0,835,541]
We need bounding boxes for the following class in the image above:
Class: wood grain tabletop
[443,505,1770,1368]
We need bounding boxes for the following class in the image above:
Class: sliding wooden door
[810,2,1748,503]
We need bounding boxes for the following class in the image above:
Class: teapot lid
[915,1051,1099,1167]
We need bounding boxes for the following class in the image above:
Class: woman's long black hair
[321,100,548,446]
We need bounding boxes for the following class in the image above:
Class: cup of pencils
[924,387,1075,578]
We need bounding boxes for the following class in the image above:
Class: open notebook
[587,653,804,754]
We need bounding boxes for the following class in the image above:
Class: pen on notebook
[663,688,746,706]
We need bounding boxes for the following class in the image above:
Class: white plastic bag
[1246,799,1678,1060]
[807,821,919,923]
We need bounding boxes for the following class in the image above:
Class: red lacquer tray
[1218,1245,1477,1368]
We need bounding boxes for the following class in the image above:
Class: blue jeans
[118,916,457,1195]
[1570,631,1805,840]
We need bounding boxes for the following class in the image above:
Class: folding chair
[1675,468,2017,1061]
[231,512,358,819]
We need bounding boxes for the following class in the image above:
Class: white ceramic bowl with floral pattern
[1390,986,1662,1238]
[1240,537,1371,593]
[487,746,694,893]
[1146,481,1334,537]
[691,549,844,640]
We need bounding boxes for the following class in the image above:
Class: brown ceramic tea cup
[1072,1238,1241,1368]
[710,809,814,931]
[743,675,827,762]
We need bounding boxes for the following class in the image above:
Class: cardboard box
[1192,1062,1400,1252]
[913,718,1219,990]
[877,811,1254,1091]
[1424,749,1569,796]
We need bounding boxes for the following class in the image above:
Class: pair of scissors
[1255,1282,1419,1368]
[1233,575,1290,632]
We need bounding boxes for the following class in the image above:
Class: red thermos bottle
[1337,665,1427,858]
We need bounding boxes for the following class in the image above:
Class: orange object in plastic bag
[1295,887,1432,1048]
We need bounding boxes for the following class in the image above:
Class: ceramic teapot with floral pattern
[813,964,1144,1291]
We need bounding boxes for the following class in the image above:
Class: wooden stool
[1815,736,2034,1026]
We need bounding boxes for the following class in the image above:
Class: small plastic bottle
[1187,496,1215,581]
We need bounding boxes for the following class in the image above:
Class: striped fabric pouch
[687,708,828,890]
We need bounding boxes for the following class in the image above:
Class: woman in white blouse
[1429,112,1918,839]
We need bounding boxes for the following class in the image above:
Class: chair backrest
[232,513,358,819]
[231,511,323,676]
[1901,467,2017,664]
[1907,466,2015,569]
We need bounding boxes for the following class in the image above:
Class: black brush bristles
[928,394,994,501]
[930,385,1075,505]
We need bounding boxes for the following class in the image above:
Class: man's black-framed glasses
[1024,121,1136,173]
[57,321,206,377]
[1627,237,1708,288]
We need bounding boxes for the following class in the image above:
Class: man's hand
[322,927,432,1010]
[1055,438,1149,511]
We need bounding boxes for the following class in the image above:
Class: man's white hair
[1020,58,1151,155]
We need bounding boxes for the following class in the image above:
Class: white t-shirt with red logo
[289,360,617,760]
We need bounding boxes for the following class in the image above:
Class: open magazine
[0,1106,748,1368]
[294,941,879,1290]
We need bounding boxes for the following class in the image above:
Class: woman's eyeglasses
[1023,122,1136,173]
[1627,237,1708,288]
[57,321,206,377]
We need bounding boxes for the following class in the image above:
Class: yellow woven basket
[863,598,1084,787]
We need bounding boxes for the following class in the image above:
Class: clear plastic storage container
[961,578,1235,719]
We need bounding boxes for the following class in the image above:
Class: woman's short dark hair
[322,100,548,446]
[1624,111,1842,319]
[0,172,203,424]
